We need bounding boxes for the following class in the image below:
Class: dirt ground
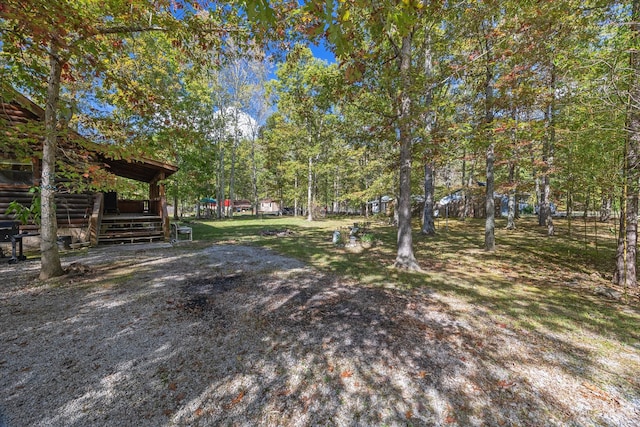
[1,242,639,426]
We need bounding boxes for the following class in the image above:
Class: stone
[593,286,622,300]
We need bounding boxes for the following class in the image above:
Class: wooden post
[151,172,169,241]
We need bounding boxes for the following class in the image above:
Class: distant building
[258,198,281,215]
[233,199,252,212]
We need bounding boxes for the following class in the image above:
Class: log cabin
[0,87,178,248]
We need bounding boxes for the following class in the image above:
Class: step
[100,221,162,232]
[102,217,162,223]
[101,224,162,232]
[98,235,165,244]
[99,230,164,239]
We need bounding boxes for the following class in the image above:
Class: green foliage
[360,232,375,244]
[5,187,41,225]
[265,45,347,214]
[520,204,534,215]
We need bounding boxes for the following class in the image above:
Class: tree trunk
[421,31,436,237]
[228,117,238,219]
[506,104,519,230]
[421,162,436,235]
[394,33,420,270]
[583,193,590,219]
[217,146,224,219]
[463,156,476,219]
[251,135,259,217]
[541,64,556,236]
[461,146,467,188]
[506,162,516,230]
[173,193,179,220]
[542,173,554,235]
[485,143,496,251]
[535,175,542,222]
[600,193,612,222]
[307,155,313,221]
[614,0,640,289]
[483,44,495,251]
[40,47,65,280]
[567,191,573,237]
[615,181,638,288]
[333,166,339,214]
[229,144,236,218]
[294,175,298,217]
[531,140,542,225]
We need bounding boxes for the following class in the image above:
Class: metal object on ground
[0,221,39,263]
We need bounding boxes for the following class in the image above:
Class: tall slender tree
[614,0,640,289]
[268,45,339,221]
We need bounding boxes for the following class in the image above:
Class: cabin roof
[1,86,177,183]
[100,156,178,183]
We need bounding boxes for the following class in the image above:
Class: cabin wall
[0,188,91,223]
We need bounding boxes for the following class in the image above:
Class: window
[0,160,33,186]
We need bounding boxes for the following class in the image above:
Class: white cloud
[212,106,259,140]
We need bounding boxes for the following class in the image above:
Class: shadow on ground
[1,243,638,426]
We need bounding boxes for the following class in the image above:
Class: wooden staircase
[98,215,165,244]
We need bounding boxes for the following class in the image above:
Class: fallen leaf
[232,390,245,404]
[497,380,515,389]
[276,388,290,397]
[445,415,456,424]
[341,370,353,378]
[224,390,245,409]
[163,409,173,416]
[581,382,615,403]
[328,365,334,372]
[405,410,413,419]
[195,408,203,417]
[168,382,177,391]
[417,370,428,378]
[175,392,185,402]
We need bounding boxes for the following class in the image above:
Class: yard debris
[259,228,294,237]
[64,262,94,277]
[224,390,245,409]
[594,286,622,300]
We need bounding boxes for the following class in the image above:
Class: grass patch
[189,215,640,351]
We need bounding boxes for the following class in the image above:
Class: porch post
[151,172,169,241]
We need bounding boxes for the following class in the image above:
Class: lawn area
[190,213,640,376]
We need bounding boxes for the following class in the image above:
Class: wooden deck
[99,214,165,244]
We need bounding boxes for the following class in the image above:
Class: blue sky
[309,42,336,64]
[267,41,335,81]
